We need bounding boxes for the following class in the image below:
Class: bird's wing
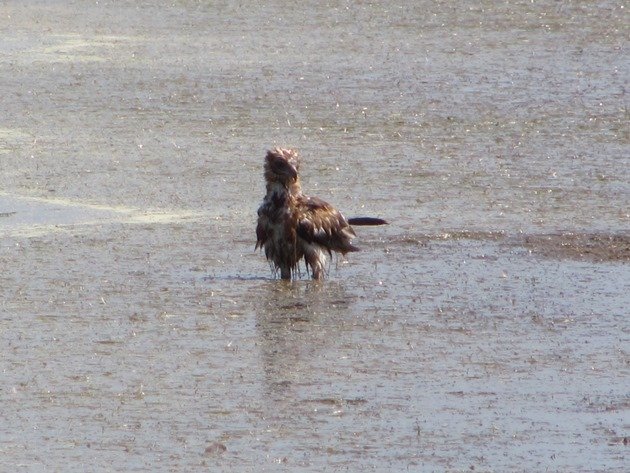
[255,207,269,250]
[296,196,359,254]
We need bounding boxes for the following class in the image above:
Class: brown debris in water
[204,442,227,455]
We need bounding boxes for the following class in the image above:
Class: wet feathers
[255,147,359,280]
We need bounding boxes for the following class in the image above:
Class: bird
[255,147,387,280]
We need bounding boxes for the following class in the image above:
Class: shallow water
[1,1,628,471]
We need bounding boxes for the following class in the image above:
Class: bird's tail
[347,217,388,226]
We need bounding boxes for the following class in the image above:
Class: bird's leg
[305,249,326,280]
[311,267,323,280]
[280,267,292,280]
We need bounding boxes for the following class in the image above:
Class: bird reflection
[254,280,354,403]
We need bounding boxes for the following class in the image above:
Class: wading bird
[255,147,387,280]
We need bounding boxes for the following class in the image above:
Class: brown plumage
[256,147,386,280]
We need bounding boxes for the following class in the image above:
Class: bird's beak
[287,166,298,180]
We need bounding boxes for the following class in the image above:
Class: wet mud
[1,1,629,472]
[523,232,630,262]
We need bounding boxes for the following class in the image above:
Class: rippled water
[1,1,628,471]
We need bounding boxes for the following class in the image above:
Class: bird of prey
[255,147,386,280]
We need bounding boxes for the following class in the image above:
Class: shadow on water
[202,275,273,282]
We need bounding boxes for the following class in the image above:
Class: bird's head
[264,147,300,188]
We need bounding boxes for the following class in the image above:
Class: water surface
[1,1,628,471]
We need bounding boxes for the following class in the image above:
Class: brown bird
[255,147,386,280]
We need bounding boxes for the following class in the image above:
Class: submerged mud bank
[523,232,630,262]
[387,229,630,263]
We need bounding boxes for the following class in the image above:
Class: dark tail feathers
[347,217,388,226]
